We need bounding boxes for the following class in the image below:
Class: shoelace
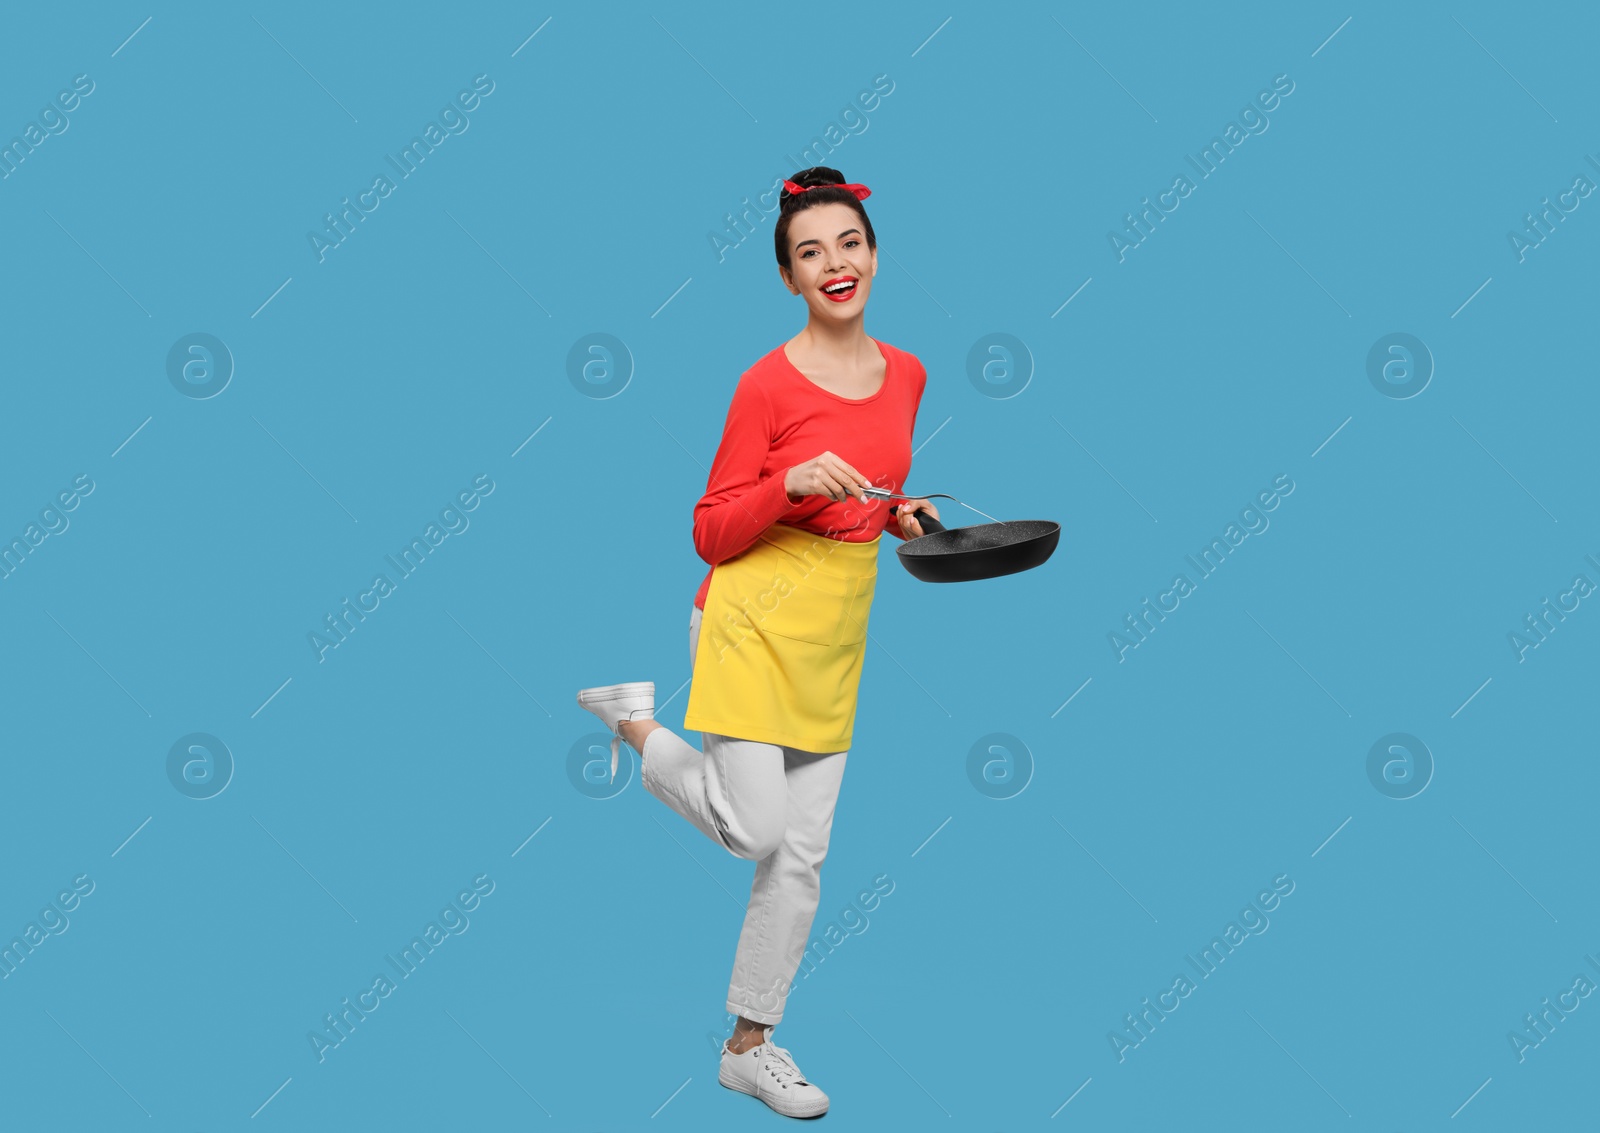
[608,709,651,782]
[759,1042,807,1087]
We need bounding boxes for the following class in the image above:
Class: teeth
[824,280,855,294]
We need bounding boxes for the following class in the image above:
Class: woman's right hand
[783,452,872,503]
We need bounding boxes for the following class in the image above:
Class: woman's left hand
[894,499,940,538]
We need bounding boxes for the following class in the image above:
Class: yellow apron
[683,522,879,752]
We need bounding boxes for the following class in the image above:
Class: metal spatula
[859,486,1004,525]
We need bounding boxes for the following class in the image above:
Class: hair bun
[796,166,845,186]
[780,166,848,204]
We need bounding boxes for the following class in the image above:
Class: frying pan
[866,488,1060,583]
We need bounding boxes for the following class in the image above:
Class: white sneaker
[718,1027,830,1118]
[575,682,655,782]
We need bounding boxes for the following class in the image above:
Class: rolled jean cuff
[727,1000,782,1027]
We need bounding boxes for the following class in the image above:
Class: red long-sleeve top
[692,339,928,610]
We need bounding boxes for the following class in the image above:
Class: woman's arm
[692,377,799,566]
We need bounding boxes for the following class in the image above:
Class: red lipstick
[820,275,859,302]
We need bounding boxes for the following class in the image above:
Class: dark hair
[773,166,876,274]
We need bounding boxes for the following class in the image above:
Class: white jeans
[638,605,850,1026]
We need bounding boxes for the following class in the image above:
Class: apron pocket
[837,570,876,645]
[754,567,876,647]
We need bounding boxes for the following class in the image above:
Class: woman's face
[780,202,877,319]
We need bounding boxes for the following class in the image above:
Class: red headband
[782,178,871,201]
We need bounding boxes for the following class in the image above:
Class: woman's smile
[820,275,858,302]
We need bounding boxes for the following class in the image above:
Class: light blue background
[2,1,1596,1129]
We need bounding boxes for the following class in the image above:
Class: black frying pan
[885,496,1060,583]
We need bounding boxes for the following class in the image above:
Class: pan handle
[890,503,945,534]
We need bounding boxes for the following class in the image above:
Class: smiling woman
[576,163,938,1120]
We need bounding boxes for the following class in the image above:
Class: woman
[576,166,937,1120]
